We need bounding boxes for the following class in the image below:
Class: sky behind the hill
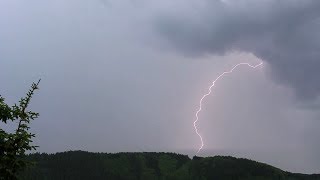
[1,0,320,173]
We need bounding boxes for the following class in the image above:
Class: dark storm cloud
[156,0,320,100]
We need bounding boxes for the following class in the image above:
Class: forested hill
[19,151,320,180]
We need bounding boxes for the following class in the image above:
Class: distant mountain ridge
[20,151,320,180]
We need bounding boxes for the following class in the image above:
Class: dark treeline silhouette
[19,151,320,180]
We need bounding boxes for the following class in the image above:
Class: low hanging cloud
[155,0,320,101]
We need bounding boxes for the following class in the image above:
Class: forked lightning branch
[193,62,263,154]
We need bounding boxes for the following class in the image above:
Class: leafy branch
[0,80,41,180]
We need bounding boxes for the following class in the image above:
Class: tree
[0,80,41,180]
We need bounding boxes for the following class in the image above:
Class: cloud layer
[156,0,320,100]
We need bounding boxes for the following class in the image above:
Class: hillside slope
[19,151,320,180]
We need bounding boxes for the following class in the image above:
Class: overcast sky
[1,0,320,173]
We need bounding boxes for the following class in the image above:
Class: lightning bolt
[194,61,263,154]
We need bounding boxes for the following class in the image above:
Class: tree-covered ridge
[19,151,320,180]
